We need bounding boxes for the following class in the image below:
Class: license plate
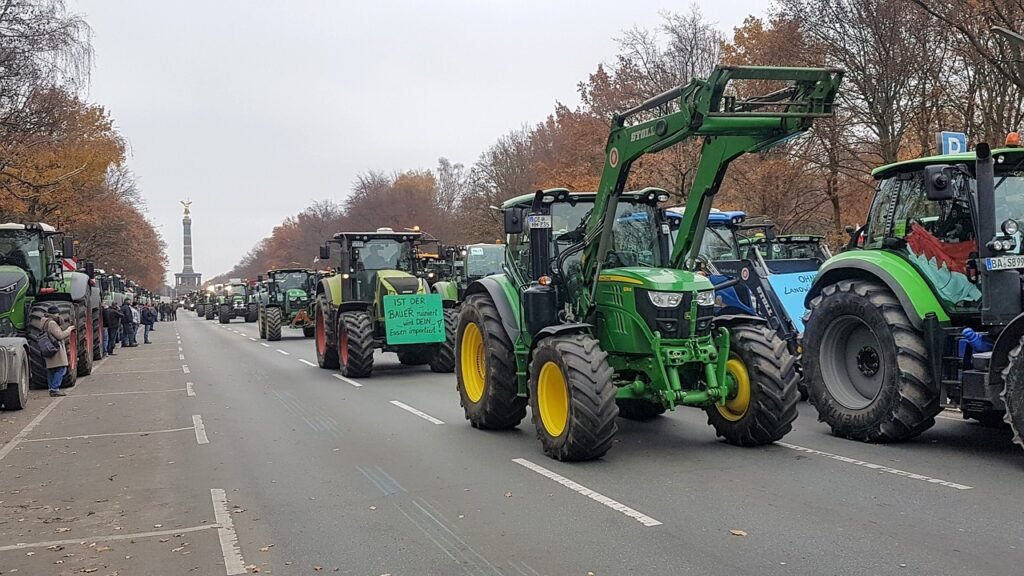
[985,255,1024,271]
[527,215,551,229]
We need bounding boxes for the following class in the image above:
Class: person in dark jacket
[142,304,156,344]
[102,302,122,356]
[120,300,134,347]
[43,305,75,396]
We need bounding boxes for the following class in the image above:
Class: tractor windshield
[227,285,247,297]
[700,226,740,260]
[0,230,46,290]
[465,245,505,278]
[994,171,1024,228]
[764,239,830,261]
[274,272,310,292]
[358,239,410,271]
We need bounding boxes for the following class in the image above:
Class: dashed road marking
[389,400,445,425]
[276,349,290,355]
[333,373,362,387]
[0,397,63,462]
[78,389,186,397]
[298,358,317,367]
[776,442,973,490]
[193,415,209,445]
[182,365,191,374]
[512,458,662,527]
[186,382,196,397]
[179,353,185,360]
[260,343,271,348]
[249,337,257,341]
[210,488,247,575]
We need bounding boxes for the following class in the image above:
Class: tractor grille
[0,273,27,316]
[634,289,714,339]
[382,276,420,295]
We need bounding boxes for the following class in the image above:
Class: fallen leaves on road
[314,566,322,571]
[55,527,71,533]
[368,506,376,511]
[25,551,34,556]
[153,524,162,528]
[245,564,260,573]
[81,569,98,573]
[504,492,512,498]
[47,545,64,551]
[729,529,748,537]
[259,544,274,552]
[95,546,112,552]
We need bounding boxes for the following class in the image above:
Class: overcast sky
[72,0,770,282]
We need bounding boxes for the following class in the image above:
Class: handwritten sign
[766,272,817,334]
[383,294,445,345]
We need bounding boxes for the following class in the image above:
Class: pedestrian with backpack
[41,305,74,397]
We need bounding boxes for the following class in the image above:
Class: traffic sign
[937,131,967,155]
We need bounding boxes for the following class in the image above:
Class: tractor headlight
[648,291,684,308]
[696,290,715,307]
[1002,219,1019,236]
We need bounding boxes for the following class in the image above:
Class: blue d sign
[938,131,967,155]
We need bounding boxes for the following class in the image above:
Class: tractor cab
[741,228,831,263]
[321,228,422,310]
[432,243,507,304]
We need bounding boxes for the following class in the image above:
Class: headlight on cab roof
[648,291,683,308]
[696,290,715,307]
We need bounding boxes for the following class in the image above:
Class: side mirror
[84,262,96,278]
[319,245,330,260]
[504,208,523,234]
[257,275,263,282]
[63,236,75,257]
[924,165,955,201]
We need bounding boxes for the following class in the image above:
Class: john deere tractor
[453,65,842,461]
[313,227,456,377]
[432,243,506,306]
[219,279,257,323]
[205,285,223,320]
[803,137,1024,447]
[0,222,98,390]
[258,268,316,341]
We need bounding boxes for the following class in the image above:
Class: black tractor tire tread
[341,311,375,378]
[302,325,315,338]
[54,303,77,388]
[1000,342,1024,448]
[266,307,283,341]
[1,354,29,410]
[429,308,457,373]
[91,306,102,361]
[219,304,231,324]
[804,280,939,442]
[529,334,618,461]
[705,323,799,445]
[75,303,92,377]
[456,293,527,430]
[314,296,340,369]
[246,303,258,323]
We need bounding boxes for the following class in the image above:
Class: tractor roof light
[1007,131,1022,147]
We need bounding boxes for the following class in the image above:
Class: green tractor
[205,285,222,320]
[803,137,1024,446]
[432,243,506,306]
[257,268,317,341]
[218,279,258,324]
[453,65,842,461]
[0,222,99,390]
[313,227,457,377]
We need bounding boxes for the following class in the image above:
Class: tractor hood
[0,267,29,316]
[597,267,714,293]
[377,270,427,295]
[285,288,308,301]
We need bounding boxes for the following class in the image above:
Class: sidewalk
[0,322,244,576]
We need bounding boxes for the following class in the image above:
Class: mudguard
[465,275,521,344]
[318,275,343,307]
[0,337,28,387]
[806,250,950,329]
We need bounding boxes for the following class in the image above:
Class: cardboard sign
[766,271,817,334]
[383,293,445,345]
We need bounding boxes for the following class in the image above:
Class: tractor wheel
[266,307,283,341]
[26,304,51,389]
[54,303,78,388]
[195,304,203,317]
[302,325,315,338]
[246,303,258,323]
[75,303,93,377]
[804,280,939,442]
[338,310,374,378]
[219,304,230,323]
[205,306,214,321]
[1,353,29,410]
[705,323,799,445]
[429,308,457,373]
[999,340,1024,449]
[258,310,266,339]
[91,306,103,361]
[397,347,432,366]
[314,295,339,369]
[616,399,666,421]
[455,293,526,429]
[528,334,618,461]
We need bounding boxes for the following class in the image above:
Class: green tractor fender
[465,275,522,345]
[317,275,343,308]
[805,250,949,330]
[432,280,459,307]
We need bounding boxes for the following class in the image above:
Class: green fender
[318,275,343,307]
[806,249,950,329]
[464,274,521,343]
[432,281,458,303]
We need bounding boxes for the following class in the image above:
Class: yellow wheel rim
[717,355,751,422]
[537,361,569,437]
[460,322,486,403]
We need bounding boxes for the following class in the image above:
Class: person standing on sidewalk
[129,303,141,347]
[120,300,134,348]
[43,305,75,397]
[142,304,156,344]
[103,301,122,355]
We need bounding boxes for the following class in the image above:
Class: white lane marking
[249,337,257,341]
[260,343,271,348]
[182,365,191,374]
[0,524,216,552]
[333,373,362,387]
[79,389,186,397]
[276,349,290,355]
[211,488,247,575]
[298,358,317,367]
[179,354,185,360]
[512,458,662,527]
[186,382,196,397]
[20,426,195,443]
[97,369,182,375]
[389,400,445,425]
[0,397,63,461]
[193,415,209,445]
[776,442,972,490]
[178,346,183,351]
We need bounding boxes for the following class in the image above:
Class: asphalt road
[2,313,1024,575]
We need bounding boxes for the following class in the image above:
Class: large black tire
[258,308,267,339]
[54,303,77,388]
[302,325,315,338]
[1,353,29,410]
[339,310,374,378]
[219,304,231,324]
[429,308,457,373]
[999,340,1024,449]
[705,323,799,445]
[528,334,618,461]
[26,305,49,389]
[616,399,666,421]
[91,306,102,361]
[75,303,92,377]
[205,305,214,321]
[803,280,939,442]
[314,295,339,369]
[266,307,282,341]
[397,347,432,365]
[246,303,258,323]
[455,293,527,429]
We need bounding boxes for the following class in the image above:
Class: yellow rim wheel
[537,362,569,437]
[460,322,486,403]
[717,355,751,422]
